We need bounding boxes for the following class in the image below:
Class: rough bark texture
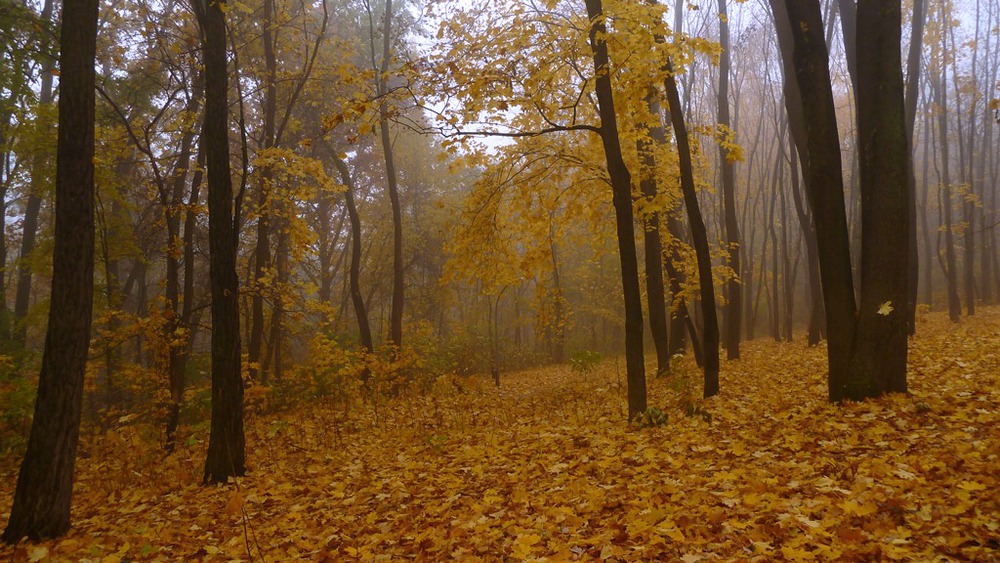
[2,0,98,541]
[850,0,909,396]
[195,0,246,484]
[585,0,647,417]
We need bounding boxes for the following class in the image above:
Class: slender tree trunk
[194,0,245,484]
[376,0,405,348]
[935,7,961,323]
[2,0,98,540]
[13,0,56,344]
[717,0,741,360]
[585,0,647,416]
[639,89,671,375]
[663,64,720,398]
[771,0,857,398]
[248,0,277,383]
[904,0,926,331]
[333,157,374,358]
[165,77,203,452]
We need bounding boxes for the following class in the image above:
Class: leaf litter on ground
[0,308,998,561]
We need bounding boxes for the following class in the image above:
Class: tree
[584,0,647,418]
[12,0,56,345]
[193,0,245,484]
[2,0,99,541]
[769,0,908,400]
[374,0,406,349]
[716,0,742,360]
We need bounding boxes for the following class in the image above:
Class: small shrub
[570,350,603,374]
[633,406,668,428]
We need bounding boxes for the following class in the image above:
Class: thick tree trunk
[585,0,647,417]
[2,0,98,541]
[195,0,245,484]
[717,0,742,360]
[850,0,909,396]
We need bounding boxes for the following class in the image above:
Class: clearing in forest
[1,309,998,561]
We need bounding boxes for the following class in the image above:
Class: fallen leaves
[0,308,998,561]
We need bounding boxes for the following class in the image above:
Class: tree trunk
[248,0,278,383]
[849,0,909,396]
[935,6,961,323]
[663,64,720,398]
[13,0,56,345]
[2,0,98,540]
[717,0,742,360]
[771,0,857,398]
[194,0,245,484]
[377,0,405,348]
[638,88,670,375]
[333,158,374,359]
[904,0,926,331]
[585,0,647,417]
[165,75,203,452]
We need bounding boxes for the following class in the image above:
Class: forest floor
[0,309,998,562]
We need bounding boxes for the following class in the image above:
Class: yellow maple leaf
[878,301,894,316]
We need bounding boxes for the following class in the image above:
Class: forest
[0,0,998,559]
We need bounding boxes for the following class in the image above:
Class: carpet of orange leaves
[1,308,998,561]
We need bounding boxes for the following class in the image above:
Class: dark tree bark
[13,0,55,344]
[771,0,909,400]
[663,64,720,398]
[2,0,98,541]
[771,0,857,397]
[248,0,277,383]
[585,0,647,417]
[332,157,374,358]
[849,0,909,396]
[193,0,245,484]
[165,74,203,453]
[638,89,670,375]
[376,0,405,348]
[717,0,742,360]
